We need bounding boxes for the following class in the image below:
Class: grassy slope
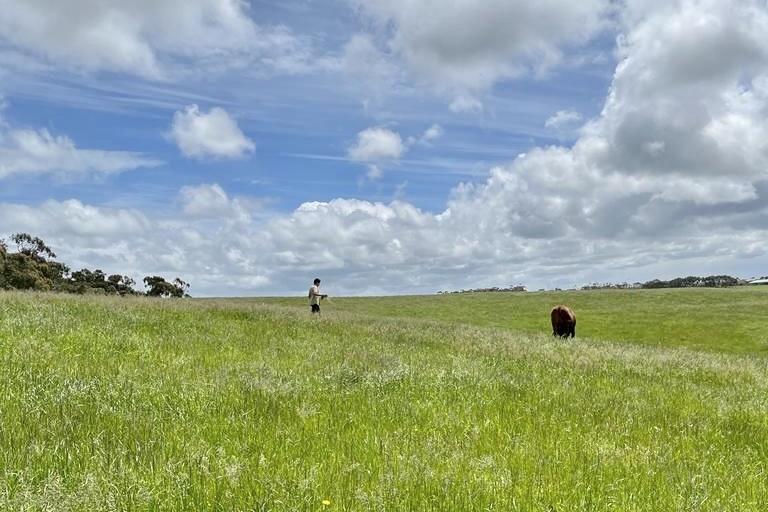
[263,287,768,355]
[1,290,767,511]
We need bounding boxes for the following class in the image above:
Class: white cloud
[169,105,255,160]
[342,34,403,101]
[365,164,383,181]
[2,0,768,298]
[0,126,160,180]
[449,95,484,113]
[0,199,150,238]
[407,124,444,146]
[617,0,768,91]
[654,177,757,205]
[351,0,612,93]
[179,183,230,217]
[420,123,444,143]
[587,0,768,184]
[0,195,270,295]
[545,110,582,129]
[0,0,319,79]
[347,127,405,162]
[257,0,768,292]
[179,183,252,224]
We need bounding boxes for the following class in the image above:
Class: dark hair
[313,278,321,285]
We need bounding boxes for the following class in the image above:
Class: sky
[1,0,767,297]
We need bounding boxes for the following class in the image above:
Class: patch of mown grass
[1,291,767,511]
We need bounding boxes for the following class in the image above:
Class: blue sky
[1,0,767,296]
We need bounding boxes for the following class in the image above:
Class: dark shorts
[311,304,320,313]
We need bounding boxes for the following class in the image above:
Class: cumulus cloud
[0,194,271,296]
[347,128,407,181]
[348,127,405,162]
[2,1,768,297]
[267,0,768,292]
[0,126,160,180]
[267,199,445,282]
[0,0,318,79]
[169,105,255,160]
[439,0,768,249]
[350,0,612,93]
[348,125,445,181]
[429,0,768,255]
[179,183,252,224]
[586,0,768,185]
[0,199,150,240]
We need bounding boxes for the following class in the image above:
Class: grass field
[263,286,768,355]
[1,288,767,511]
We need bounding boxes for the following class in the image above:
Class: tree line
[0,233,190,297]
[575,275,746,290]
[440,274,749,294]
[638,275,744,289]
[438,285,527,294]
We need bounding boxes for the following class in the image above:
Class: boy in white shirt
[308,278,327,314]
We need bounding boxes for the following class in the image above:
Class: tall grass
[1,290,767,511]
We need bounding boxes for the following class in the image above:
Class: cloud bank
[1,0,767,297]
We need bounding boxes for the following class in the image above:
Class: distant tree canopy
[438,285,527,294]
[0,233,68,291]
[439,275,751,294]
[580,276,745,290]
[62,268,138,296]
[144,276,190,298]
[0,233,190,297]
[639,275,743,289]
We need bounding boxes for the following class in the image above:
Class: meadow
[0,287,767,511]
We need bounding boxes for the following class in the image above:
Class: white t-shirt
[309,284,321,305]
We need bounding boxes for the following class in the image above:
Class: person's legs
[311,304,320,314]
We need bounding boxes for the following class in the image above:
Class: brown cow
[551,305,576,338]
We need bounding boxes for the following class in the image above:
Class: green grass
[264,286,768,355]
[1,289,767,511]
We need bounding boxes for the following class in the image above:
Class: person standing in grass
[308,278,327,314]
